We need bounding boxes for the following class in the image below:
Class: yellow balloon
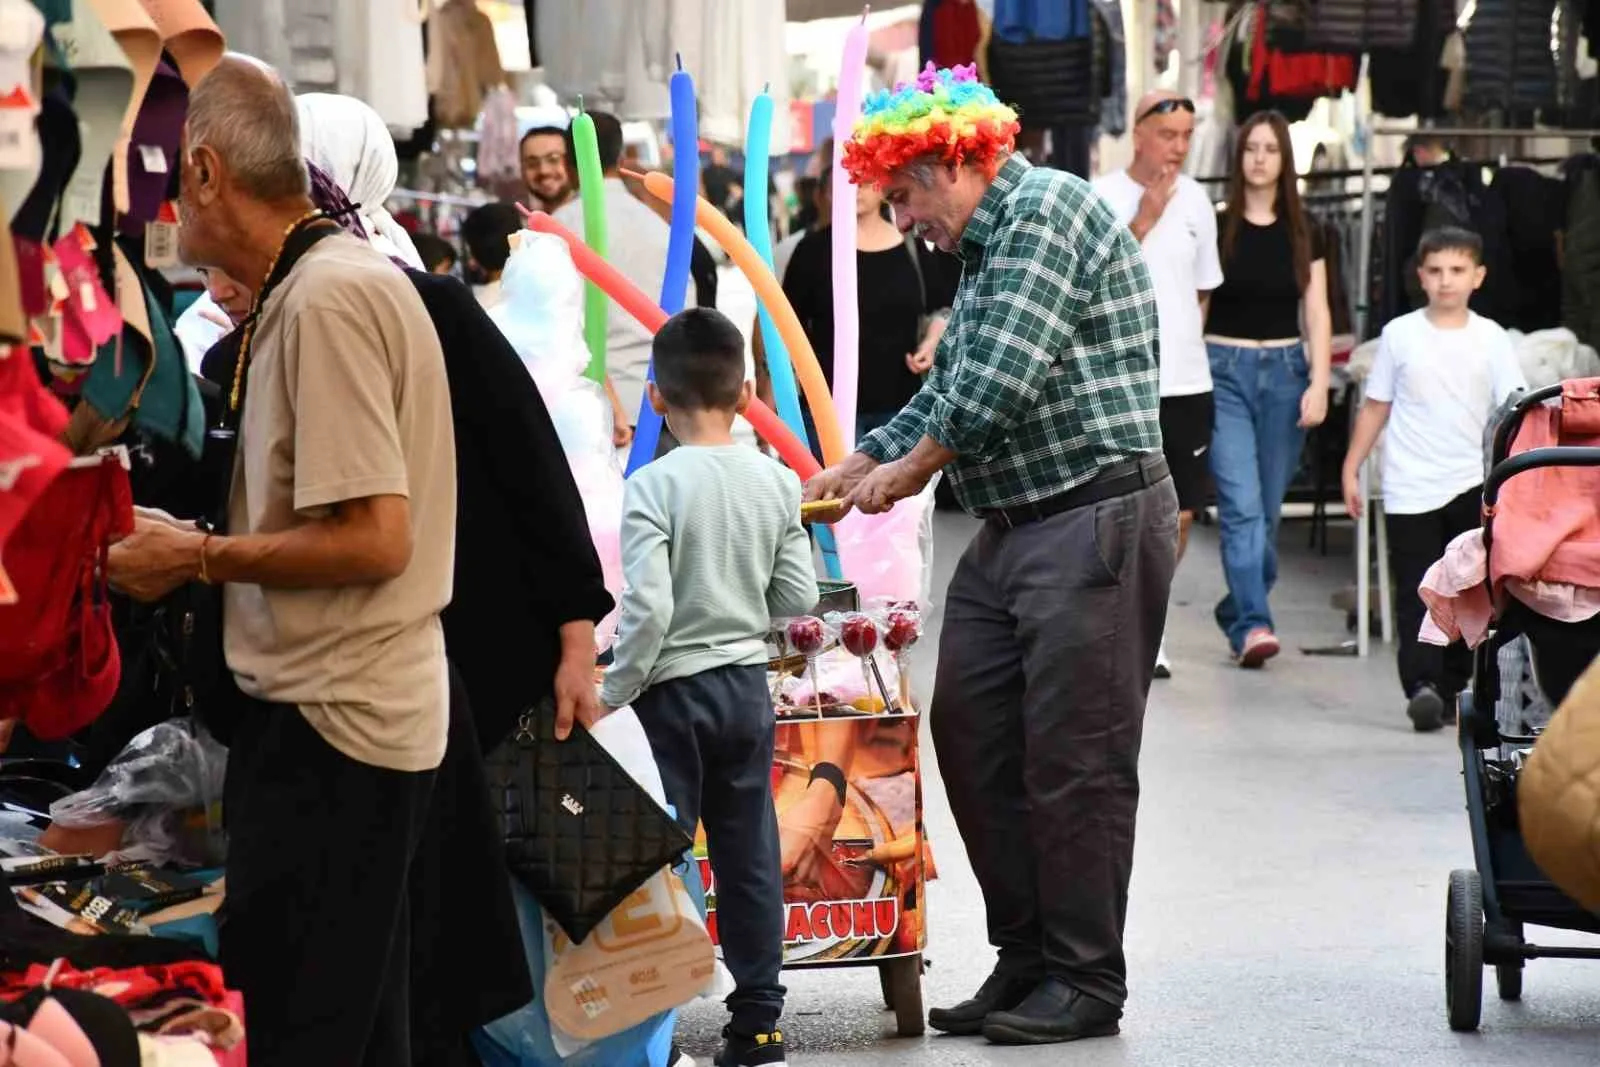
[633,169,847,468]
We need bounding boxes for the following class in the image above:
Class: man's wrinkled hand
[106,516,205,603]
[803,453,879,522]
[848,459,930,515]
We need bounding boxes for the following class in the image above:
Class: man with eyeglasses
[1093,90,1223,681]
[520,125,575,214]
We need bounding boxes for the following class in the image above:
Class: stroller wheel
[1495,963,1523,1001]
[1446,869,1485,1032]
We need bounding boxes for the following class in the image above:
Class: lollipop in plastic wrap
[877,603,923,710]
[830,611,890,713]
[784,616,832,717]
[489,232,624,648]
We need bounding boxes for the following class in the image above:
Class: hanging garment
[134,0,223,88]
[930,0,983,68]
[1246,11,1358,102]
[1493,165,1566,333]
[335,0,429,131]
[426,0,506,130]
[0,451,132,740]
[50,0,133,232]
[1153,0,1177,72]
[0,345,70,560]
[993,0,1091,43]
[1463,0,1561,116]
[1562,157,1600,348]
[0,0,44,226]
[1368,0,1457,119]
[1380,161,1520,330]
[117,60,186,236]
[1300,0,1418,52]
[14,87,79,246]
[477,86,519,187]
[987,34,1099,127]
[1089,0,1126,137]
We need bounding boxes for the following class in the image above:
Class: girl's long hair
[1219,110,1312,293]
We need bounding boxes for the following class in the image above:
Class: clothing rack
[1348,126,1600,657]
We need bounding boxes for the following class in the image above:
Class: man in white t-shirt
[1093,89,1224,678]
[1342,227,1526,732]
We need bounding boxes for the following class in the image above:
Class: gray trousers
[931,478,1179,1008]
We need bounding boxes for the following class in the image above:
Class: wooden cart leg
[879,963,895,1010]
[885,954,925,1037]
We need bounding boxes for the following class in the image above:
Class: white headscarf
[294,92,423,270]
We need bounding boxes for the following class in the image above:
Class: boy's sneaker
[669,1044,697,1067]
[715,1027,785,1066]
[1407,685,1446,732]
[1153,639,1172,680]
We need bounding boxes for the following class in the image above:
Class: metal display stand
[1348,125,1600,656]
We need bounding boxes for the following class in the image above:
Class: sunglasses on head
[1137,97,1196,123]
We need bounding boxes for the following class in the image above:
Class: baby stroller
[1448,380,1600,1032]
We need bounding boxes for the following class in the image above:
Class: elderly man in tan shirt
[108,54,455,1067]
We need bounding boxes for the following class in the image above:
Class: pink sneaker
[1237,628,1281,669]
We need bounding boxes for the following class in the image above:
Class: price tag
[138,143,167,174]
[47,268,66,304]
[144,220,178,268]
[78,281,96,315]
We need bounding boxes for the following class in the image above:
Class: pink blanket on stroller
[1419,379,1600,646]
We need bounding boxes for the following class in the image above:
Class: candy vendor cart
[695,581,930,1037]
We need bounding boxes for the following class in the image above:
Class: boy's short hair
[461,202,524,273]
[653,308,747,410]
[1417,226,1484,266]
[412,233,456,273]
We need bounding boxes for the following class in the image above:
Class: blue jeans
[1207,341,1308,653]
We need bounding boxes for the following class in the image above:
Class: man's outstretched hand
[803,452,879,523]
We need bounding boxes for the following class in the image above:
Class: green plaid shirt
[860,155,1162,512]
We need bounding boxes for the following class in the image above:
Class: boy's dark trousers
[1385,485,1481,701]
[633,664,786,1034]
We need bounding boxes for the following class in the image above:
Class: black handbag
[484,699,692,944]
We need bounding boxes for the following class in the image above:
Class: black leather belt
[984,454,1170,530]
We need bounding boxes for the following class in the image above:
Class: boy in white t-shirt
[1342,227,1526,732]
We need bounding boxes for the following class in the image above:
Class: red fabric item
[0,453,132,738]
[931,0,981,69]
[0,347,72,587]
[13,237,47,318]
[1248,6,1358,101]
[5,962,230,1010]
[1490,378,1600,591]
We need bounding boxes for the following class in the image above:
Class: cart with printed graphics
[697,582,930,1037]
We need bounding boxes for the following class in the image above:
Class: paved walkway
[676,511,1600,1065]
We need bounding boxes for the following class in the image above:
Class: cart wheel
[886,954,925,1037]
[1495,963,1523,1001]
[879,964,895,1011]
[1446,869,1485,1032]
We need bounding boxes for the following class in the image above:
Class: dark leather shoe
[982,978,1122,1045]
[927,971,1037,1035]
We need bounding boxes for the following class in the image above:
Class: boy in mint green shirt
[599,308,818,1067]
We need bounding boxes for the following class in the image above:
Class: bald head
[1130,89,1194,178]
[1134,90,1185,125]
[186,53,309,203]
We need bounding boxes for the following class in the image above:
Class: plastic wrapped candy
[490,232,624,649]
[879,603,923,710]
[781,616,833,717]
[827,611,889,712]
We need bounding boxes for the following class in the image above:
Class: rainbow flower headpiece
[843,63,1020,187]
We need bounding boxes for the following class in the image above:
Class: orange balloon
[630,169,846,468]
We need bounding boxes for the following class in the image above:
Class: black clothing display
[1379,161,1518,331]
[782,230,959,418]
[1368,0,1458,119]
[1462,0,1561,117]
[1206,218,1324,340]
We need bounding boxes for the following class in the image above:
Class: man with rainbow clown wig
[806,65,1179,1046]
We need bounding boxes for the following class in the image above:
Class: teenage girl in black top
[1203,110,1332,667]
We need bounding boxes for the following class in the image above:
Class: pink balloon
[831,15,870,450]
